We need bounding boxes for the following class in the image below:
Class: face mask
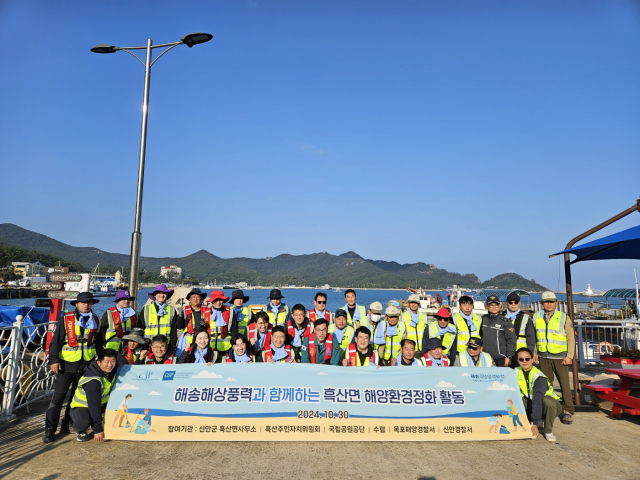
[370,313,381,322]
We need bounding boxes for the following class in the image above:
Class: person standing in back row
[342,289,369,329]
[534,291,575,426]
[402,294,426,355]
[229,289,253,337]
[480,295,517,367]
[263,289,289,326]
[505,292,536,365]
[309,292,333,324]
[453,295,483,358]
[138,284,184,348]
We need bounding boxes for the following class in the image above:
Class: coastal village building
[12,261,47,277]
[160,264,182,279]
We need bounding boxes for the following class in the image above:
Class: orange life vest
[309,309,331,323]
[348,344,376,366]
[308,332,333,364]
[184,305,212,334]
[108,306,137,338]
[64,311,97,347]
[424,355,450,367]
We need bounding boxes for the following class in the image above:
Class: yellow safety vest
[458,351,493,367]
[534,311,568,355]
[328,324,354,352]
[230,306,251,336]
[143,304,174,340]
[262,304,289,327]
[454,312,482,352]
[104,308,135,351]
[59,314,97,363]
[70,374,115,409]
[511,313,530,351]
[402,310,425,352]
[342,304,369,329]
[375,321,406,361]
[517,366,560,400]
[427,322,456,356]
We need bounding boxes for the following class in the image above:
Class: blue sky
[1,0,639,290]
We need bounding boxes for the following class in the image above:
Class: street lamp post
[91,33,212,308]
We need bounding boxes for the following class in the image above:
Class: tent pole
[562,199,640,407]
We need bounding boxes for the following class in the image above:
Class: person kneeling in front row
[515,347,563,443]
[177,328,216,365]
[225,334,253,362]
[136,335,176,365]
[257,326,294,363]
[454,337,495,367]
[423,337,450,367]
[300,319,341,365]
[342,327,379,367]
[69,349,118,442]
[395,339,425,366]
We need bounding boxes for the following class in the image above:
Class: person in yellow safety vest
[138,284,185,348]
[515,347,563,443]
[342,326,379,367]
[328,309,355,355]
[228,289,253,336]
[374,305,406,366]
[423,337,451,367]
[342,289,369,329]
[96,289,137,362]
[394,339,426,366]
[505,292,536,365]
[309,292,333,325]
[207,290,236,363]
[453,337,495,367]
[403,294,426,355]
[69,348,117,442]
[454,295,483,354]
[262,289,289,326]
[179,288,209,356]
[44,291,100,444]
[366,302,384,341]
[423,307,457,357]
[534,291,575,425]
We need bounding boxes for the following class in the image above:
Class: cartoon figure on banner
[507,399,526,433]
[488,413,508,434]
[130,408,156,434]
[112,394,132,428]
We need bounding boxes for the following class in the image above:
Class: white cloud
[487,381,515,391]
[465,390,477,394]
[115,383,139,391]
[148,391,161,396]
[435,381,456,388]
[461,372,471,377]
[318,372,329,376]
[225,377,237,382]
[191,371,223,379]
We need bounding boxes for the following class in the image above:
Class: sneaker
[560,411,573,425]
[42,429,55,444]
[76,431,89,442]
[544,432,557,442]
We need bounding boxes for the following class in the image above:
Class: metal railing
[574,318,640,368]
[0,315,55,420]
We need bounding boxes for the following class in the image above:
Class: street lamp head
[181,32,213,48]
[91,44,118,54]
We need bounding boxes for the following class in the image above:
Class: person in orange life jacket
[225,334,253,363]
[248,311,272,356]
[229,289,253,336]
[136,335,176,364]
[341,326,379,367]
[257,326,294,363]
[422,307,458,358]
[263,289,289,326]
[343,289,367,328]
[177,328,216,364]
[309,292,333,324]
[395,339,424,366]
[175,288,208,358]
[300,319,341,365]
[137,284,185,348]
[453,337,496,367]
[423,337,450,367]
[121,328,148,365]
[208,290,237,363]
[44,291,100,444]
[286,304,314,362]
[95,290,137,363]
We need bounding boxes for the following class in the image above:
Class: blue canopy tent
[551,225,640,263]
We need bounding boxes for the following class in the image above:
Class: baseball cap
[541,291,557,302]
[407,294,421,304]
[385,305,401,317]
[334,309,347,318]
[506,292,521,303]
[369,301,383,314]
[467,337,483,348]
[486,295,500,305]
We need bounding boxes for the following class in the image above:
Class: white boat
[580,284,602,297]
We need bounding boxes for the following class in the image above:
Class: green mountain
[0,223,548,290]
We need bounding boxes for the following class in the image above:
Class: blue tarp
[0,306,50,353]
[551,225,640,264]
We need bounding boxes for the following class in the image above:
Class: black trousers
[45,371,82,431]
[494,357,508,367]
[70,407,93,433]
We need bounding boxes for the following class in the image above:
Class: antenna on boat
[635,269,639,319]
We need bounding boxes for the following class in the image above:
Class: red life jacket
[123,347,136,365]
[424,355,450,367]
[184,305,211,335]
[287,319,311,344]
[208,307,230,338]
[348,344,376,366]
[248,323,272,343]
[263,343,292,363]
[108,306,136,338]
[64,311,97,348]
[308,332,333,364]
[309,309,331,323]
[146,353,175,365]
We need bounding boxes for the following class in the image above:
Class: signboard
[105,364,532,442]
[30,282,64,291]
[63,273,89,293]
[47,266,69,274]
[48,291,79,300]
[50,273,84,282]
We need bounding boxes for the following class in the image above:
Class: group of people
[43,285,575,443]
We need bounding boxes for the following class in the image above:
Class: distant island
[0,223,548,291]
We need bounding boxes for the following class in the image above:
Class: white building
[160,265,182,279]
[12,261,47,277]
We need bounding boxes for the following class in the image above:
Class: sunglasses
[518,357,532,362]
[316,300,326,304]
[468,345,480,350]
[508,301,519,305]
